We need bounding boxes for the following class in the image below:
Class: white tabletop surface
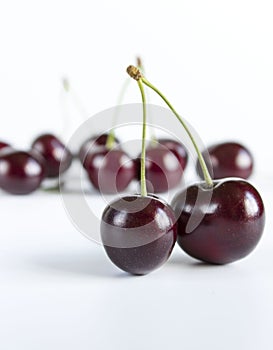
[0,173,272,350]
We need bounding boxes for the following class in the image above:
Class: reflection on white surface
[0,179,272,350]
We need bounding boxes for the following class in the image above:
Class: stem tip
[62,78,70,92]
[136,56,142,68]
[127,65,142,81]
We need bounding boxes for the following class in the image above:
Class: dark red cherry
[172,179,265,264]
[136,141,185,193]
[31,133,73,178]
[198,142,253,180]
[0,141,11,151]
[157,139,188,170]
[79,133,120,164]
[84,148,135,194]
[101,195,177,275]
[0,150,45,194]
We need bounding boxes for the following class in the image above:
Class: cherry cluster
[0,54,254,197]
[0,135,72,194]
[0,64,265,277]
[0,135,254,196]
[0,122,254,197]
[100,65,265,275]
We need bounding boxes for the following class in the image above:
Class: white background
[0,1,272,349]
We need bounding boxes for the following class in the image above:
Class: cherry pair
[79,132,188,194]
[0,134,72,194]
[101,65,265,275]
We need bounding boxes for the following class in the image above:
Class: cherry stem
[126,65,213,188]
[137,79,148,196]
[62,78,70,92]
[106,56,156,150]
[136,58,157,145]
[106,78,131,149]
[62,77,89,121]
[106,57,142,150]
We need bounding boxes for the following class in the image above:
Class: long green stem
[62,78,89,121]
[106,78,131,149]
[137,58,157,145]
[106,57,147,150]
[141,77,213,187]
[137,79,148,197]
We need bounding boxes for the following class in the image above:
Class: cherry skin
[157,139,188,170]
[84,147,135,194]
[0,141,11,151]
[101,195,177,275]
[198,142,253,180]
[79,133,120,164]
[31,133,73,178]
[135,140,186,193]
[171,179,265,264]
[0,150,45,194]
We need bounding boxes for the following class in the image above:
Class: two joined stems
[128,65,214,195]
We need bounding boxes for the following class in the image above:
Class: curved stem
[136,58,157,145]
[62,78,89,121]
[137,79,148,197]
[141,77,213,188]
[106,77,131,149]
[106,57,148,150]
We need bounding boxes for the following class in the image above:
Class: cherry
[198,142,253,180]
[101,195,177,275]
[31,133,73,178]
[135,139,187,193]
[158,139,188,169]
[135,145,182,193]
[126,65,265,265]
[172,179,265,264]
[100,69,177,275]
[79,133,119,165]
[84,147,135,194]
[0,141,10,151]
[0,150,45,194]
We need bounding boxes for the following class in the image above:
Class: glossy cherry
[0,150,45,194]
[158,139,188,169]
[198,142,254,180]
[126,64,266,265]
[100,68,179,275]
[135,140,187,193]
[84,147,135,194]
[79,133,120,165]
[31,133,73,178]
[172,179,265,264]
[101,195,177,275]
